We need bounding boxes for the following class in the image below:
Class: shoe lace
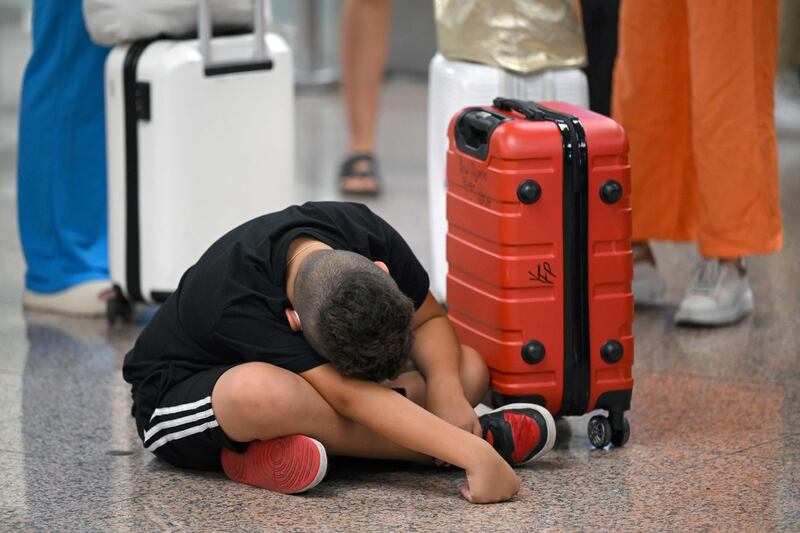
[691,259,721,293]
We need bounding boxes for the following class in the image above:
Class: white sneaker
[674,259,754,326]
[23,279,114,318]
[775,70,800,136]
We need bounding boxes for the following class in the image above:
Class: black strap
[492,97,546,120]
[339,153,378,179]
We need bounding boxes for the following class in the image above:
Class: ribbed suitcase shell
[446,101,633,418]
[427,53,589,301]
[105,32,294,305]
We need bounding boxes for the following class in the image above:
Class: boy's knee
[215,364,304,418]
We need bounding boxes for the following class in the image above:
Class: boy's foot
[221,435,328,494]
[23,279,114,317]
[674,258,754,326]
[632,243,666,306]
[479,403,556,467]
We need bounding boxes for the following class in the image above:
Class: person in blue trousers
[18,0,112,316]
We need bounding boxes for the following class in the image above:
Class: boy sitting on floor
[123,201,555,504]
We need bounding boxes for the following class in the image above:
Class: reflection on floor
[1,64,800,533]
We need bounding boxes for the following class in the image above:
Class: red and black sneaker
[479,403,556,467]
[221,435,327,494]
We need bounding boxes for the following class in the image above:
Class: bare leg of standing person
[338,0,392,195]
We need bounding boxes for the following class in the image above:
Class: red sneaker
[221,435,327,494]
[479,403,556,467]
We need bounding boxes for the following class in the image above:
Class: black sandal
[339,153,381,196]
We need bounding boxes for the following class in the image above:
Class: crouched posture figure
[123,201,554,503]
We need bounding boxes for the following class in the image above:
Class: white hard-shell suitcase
[427,53,589,301]
[105,0,293,319]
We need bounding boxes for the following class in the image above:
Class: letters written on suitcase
[458,158,492,207]
[529,262,557,285]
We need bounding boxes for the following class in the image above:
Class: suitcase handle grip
[492,97,546,120]
[198,0,273,77]
[454,109,507,160]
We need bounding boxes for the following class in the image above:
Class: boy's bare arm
[300,364,519,503]
[411,291,481,435]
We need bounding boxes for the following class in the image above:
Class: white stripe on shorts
[146,420,220,452]
[144,408,215,442]
[149,396,211,422]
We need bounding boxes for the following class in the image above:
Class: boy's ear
[374,260,389,274]
[285,308,302,331]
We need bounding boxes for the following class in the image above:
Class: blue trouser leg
[17,0,110,293]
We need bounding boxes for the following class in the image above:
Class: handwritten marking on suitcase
[458,158,493,207]
[528,262,557,285]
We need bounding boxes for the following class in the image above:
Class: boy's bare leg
[383,345,490,408]
[211,345,488,463]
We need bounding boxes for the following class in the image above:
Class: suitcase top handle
[198,0,273,77]
[492,98,546,121]
[493,97,580,126]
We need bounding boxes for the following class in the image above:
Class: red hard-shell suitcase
[446,98,634,448]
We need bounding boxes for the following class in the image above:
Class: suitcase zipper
[122,40,156,303]
[544,113,590,416]
[563,116,590,416]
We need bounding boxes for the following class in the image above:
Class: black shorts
[133,366,249,470]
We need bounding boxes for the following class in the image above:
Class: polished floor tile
[1,42,800,533]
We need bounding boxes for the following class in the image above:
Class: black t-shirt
[122,201,429,403]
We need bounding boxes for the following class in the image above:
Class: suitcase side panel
[584,115,634,412]
[543,103,634,413]
[446,116,567,414]
[132,34,294,302]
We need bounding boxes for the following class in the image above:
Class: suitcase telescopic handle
[198,0,273,77]
[492,97,546,120]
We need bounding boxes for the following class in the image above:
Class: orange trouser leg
[612,0,698,242]
[687,0,783,258]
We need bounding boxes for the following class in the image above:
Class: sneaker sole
[22,280,112,318]
[674,290,754,326]
[486,403,556,465]
[221,435,327,494]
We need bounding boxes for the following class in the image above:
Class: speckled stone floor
[2,25,800,533]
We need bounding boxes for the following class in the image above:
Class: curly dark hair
[293,250,415,381]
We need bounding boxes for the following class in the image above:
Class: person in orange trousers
[612,0,784,326]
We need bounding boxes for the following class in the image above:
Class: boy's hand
[302,364,518,504]
[460,442,520,503]
[426,386,481,436]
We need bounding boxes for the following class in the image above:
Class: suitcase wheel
[106,287,133,325]
[588,415,612,448]
[611,417,631,447]
[588,413,630,449]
